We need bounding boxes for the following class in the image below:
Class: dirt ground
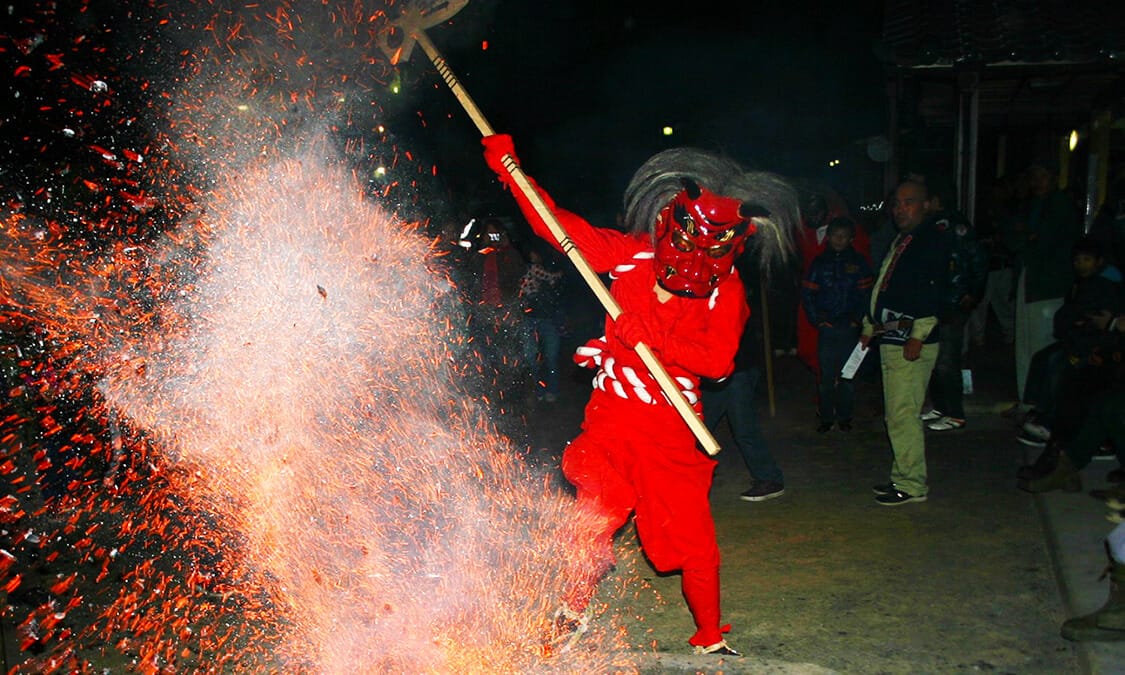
[524,339,1081,674]
[0,334,1081,673]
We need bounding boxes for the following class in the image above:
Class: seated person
[1017,237,1123,448]
[1019,307,1125,493]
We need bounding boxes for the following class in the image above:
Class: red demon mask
[653,180,766,298]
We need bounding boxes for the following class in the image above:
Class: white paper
[839,341,869,380]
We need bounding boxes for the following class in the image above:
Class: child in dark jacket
[1019,237,1124,448]
[801,218,875,432]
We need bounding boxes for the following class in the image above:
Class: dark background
[0,1,888,236]
[406,0,887,225]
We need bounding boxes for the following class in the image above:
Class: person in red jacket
[482,134,798,655]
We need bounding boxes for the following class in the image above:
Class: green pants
[880,342,940,497]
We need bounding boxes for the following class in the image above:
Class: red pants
[560,390,727,646]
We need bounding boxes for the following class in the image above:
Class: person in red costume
[482,134,799,655]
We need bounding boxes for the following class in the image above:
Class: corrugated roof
[882,0,1125,67]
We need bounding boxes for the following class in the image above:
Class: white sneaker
[1021,421,1051,441]
[920,409,944,422]
[1016,432,1048,448]
[927,416,965,431]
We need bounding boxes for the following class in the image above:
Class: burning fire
[0,1,649,672]
[2,140,638,672]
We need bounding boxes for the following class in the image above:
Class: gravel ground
[527,341,1081,674]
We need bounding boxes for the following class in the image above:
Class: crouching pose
[482,134,798,655]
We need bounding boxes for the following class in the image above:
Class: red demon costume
[483,134,798,655]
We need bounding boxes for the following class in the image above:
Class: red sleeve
[502,175,642,275]
[662,277,751,380]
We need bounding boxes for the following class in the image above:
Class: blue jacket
[801,247,875,328]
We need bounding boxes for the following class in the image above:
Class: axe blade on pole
[378,1,723,456]
[377,0,469,65]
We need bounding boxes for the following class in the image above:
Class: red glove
[613,312,665,352]
[482,134,519,185]
[481,134,563,241]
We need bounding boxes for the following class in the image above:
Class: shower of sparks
[0,143,639,673]
[0,1,657,673]
[91,142,630,672]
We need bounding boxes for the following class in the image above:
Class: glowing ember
[0,1,647,672]
[93,142,627,671]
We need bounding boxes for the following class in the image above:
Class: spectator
[921,181,988,431]
[704,252,786,502]
[1020,386,1125,496]
[968,175,1022,347]
[861,180,952,506]
[1090,167,1125,273]
[1061,510,1125,641]
[1014,163,1081,404]
[462,216,527,390]
[800,217,874,433]
[518,243,566,403]
[794,188,871,376]
[1015,239,1123,470]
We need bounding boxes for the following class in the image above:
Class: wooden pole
[411,30,723,455]
[759,272,777,417]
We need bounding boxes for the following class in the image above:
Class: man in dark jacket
[861,180,953,505]
[704,252,786,502]
[1014,163,1081,401]
[923,184,988,431]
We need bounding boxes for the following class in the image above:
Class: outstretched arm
[482,134,638,273]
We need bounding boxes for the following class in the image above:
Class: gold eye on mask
[714,228,735,243]
[678,214,698,236]
[672,230,695,252]
[707,243,732,258]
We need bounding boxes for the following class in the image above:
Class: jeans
[968,267,1015,344]
[1067,388,1125,469]
[1015,271,1064,401]
[522,315,562,396]
[816,325,859,423]
[1023,342,1065,420]
[929,313,968,419]
[702,367,784,485]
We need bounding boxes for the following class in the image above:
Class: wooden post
[759,272,776,417]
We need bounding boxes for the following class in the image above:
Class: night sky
[412,0,888,222]
[1,0,888,230]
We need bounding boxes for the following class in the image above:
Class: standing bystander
[703,252,786,502]
[922,182,988,431]
[862,180,953,505]
[968,175,1022,347]
[1013,163,1081,403]
[518,243,566,403]
[801,217,874,433]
